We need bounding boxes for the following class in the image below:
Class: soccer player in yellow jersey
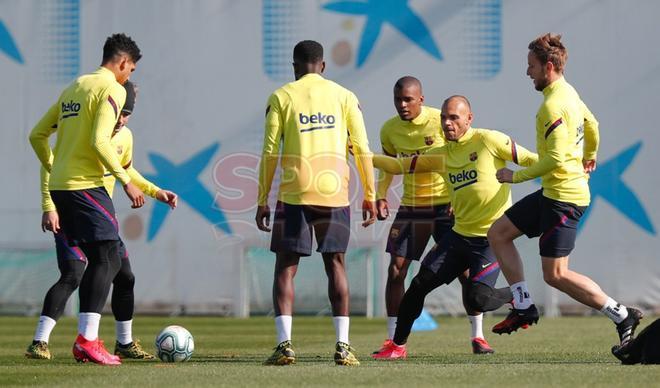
[29,34,145,365]
[375,77,494,354]
[256,40,376,366]
[26,81,178,361]
[487,33,643,347]
[372,96,536,359]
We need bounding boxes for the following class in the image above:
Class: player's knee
[486,224,505,245]
[60,273,82,291]
[409,269,436,295]
[543,270,564,288]
[465,282,491,311]
[114,267,135,289]
[388,262,408,283]
[58,262,84,291]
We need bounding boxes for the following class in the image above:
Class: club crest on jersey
[116,145,123,155]
[470,152,478,161]
[425,136,434,146]
[390,228,400,239]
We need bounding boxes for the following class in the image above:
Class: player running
[487,33,643,347]
[26,81,178,361]
[256,40,376,366]
[374,76,495,354]
[371,95,536,359]
[29,33,145,365]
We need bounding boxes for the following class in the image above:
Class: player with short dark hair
[371,96,536,359]
[26,81,178,361]
[487,33,643,346]
[256,40,377,366]
[102,33,142,65]
[374,77,495,355]
[29,33,145,365]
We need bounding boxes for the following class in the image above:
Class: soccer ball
[155,325,194,362]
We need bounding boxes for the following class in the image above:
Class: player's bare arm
[362,200,377,227]
[496,168,514,183]
[41,211,60,233]
[123,182,145,208]
[583,159,597,173]
[155,190,178,209]
[255,205,272,232]
[376,198,389,220]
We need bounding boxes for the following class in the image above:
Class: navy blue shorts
[421,229,500,287]
[50,187,120,245]
[54,231,128,264]
[386,204,453,261]
[505,189,587,258]
[270,201,350,256]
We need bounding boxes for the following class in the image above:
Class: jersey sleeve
[481,130,538,167]
[126,167,161,198]
[40,165,56,212]
[376,125,396,200]
[513,107,567,183]
[120,131,134,169]
[28,102,60,173]
[345,92,376,202]
[581,101,599,161]
[121,130,160,198]
[373,146,446,175]
[257,93,283,206]
[91,84,131,185]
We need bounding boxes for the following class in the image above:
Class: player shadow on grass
[190,354,344,364]
[188,353,614,365]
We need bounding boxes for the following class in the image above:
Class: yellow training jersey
[374,128,537,237]
[377,106,449,206]
[258,73,375,207]
[41,127,161,212]
[30,67,131,191]
[512,77,599,206]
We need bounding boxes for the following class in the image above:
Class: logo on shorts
[390,228,400,239]
[469,152,478,161]
[425,136,434,146]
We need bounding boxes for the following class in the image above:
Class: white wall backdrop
[1,0,658,316]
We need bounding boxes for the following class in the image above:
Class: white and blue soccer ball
[155,325,194,362]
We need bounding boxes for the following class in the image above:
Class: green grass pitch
[1,315,659,387]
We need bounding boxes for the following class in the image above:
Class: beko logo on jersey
[61,100,81,118]
[299,112,336,132]
[449,169,478,190]
[399,150,421,158]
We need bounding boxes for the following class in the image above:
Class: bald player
[371,95,536,359]
[375,77,495,354]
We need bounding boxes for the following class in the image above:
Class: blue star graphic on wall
[0,20,23,64]
[143,142,232,241]
[581,141,655,235]
[323,0,442,67]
